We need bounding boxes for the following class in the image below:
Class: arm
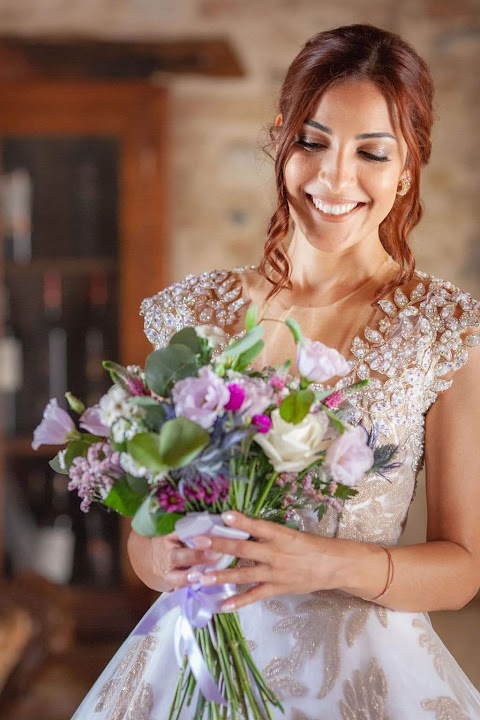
[193,344,480,613]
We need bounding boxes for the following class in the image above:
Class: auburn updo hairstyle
[259,24,434,300]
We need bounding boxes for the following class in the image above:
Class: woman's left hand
[187,511,346,612]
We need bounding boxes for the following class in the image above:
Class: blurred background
[0,1,478,718]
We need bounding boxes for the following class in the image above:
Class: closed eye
[359,151,390,163]
[295,139,326,151]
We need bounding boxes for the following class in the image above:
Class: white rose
[254,408,329,473]
[196,325,227,348]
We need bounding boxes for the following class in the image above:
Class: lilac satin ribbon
[132,512,249,706]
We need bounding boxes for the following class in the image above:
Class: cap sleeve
[139,268,248,350]
[420,275,480,403]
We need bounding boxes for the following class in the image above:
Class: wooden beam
[0,36,244,81]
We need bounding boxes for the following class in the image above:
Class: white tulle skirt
[71,588,480,720]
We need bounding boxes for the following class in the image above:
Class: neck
[286,231,391,304]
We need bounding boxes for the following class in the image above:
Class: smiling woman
[72,23,480,720]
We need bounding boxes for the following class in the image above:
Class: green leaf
[145,344,198,396]
[169,327,203,355]
[127,433,168,473]
[279,389,314,424]
[131,496,158,536]
[334,485,358,500]
[128,396,160,407]
[49,452,69,475]
[102,360,130,390]
[217,325,264,363]
[158,418,209,468]
[63,440,91,470]
[129,398,167,431]
[104,476,144,516]
[65,392,85,415]
[126,473,150,495]
[322,405,347,434]
[232,339,265,372]
[245,304,258,332]
[154,511,183,535]
[285,318,303,344]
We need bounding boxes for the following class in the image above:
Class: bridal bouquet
[33,308,389,720]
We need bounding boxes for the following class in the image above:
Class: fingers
[171,546,220,569]
[198,564,268,588]
[221,583,274,612]
[221,511,280,541]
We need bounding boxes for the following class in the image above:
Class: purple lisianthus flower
[225,383,246,412]
[32,399,76,450]
[228,375,274,419]
[172,367,230,430]
[252,414,272,434]
[297,338,351,383]
[79,405,110,436]
[325,426,374,487]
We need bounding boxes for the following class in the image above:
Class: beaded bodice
[140,267,480,547]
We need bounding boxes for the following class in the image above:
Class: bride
[73,23,480,719]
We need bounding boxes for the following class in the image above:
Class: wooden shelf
[2,437,59,459]
[4,257,116,276]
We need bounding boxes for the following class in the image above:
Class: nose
[318,148,355,194]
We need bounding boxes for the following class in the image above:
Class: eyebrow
[304,119,397,141]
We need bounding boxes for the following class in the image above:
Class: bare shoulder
[139,266,253,349]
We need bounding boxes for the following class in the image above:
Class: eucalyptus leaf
[279,389,314,424]
[245,304,258,332]
[145,344,198,396]
[285,318,303,344]
[63,440,91,470]
[104,476,145,516]
[169,327,203,355]
[131,496,157,537]
[154,511,184,536]
[127,433,168,473]
[158,418,209,468]
[49,453,68,475]
[322,406,347,434]
[126,474,150,495]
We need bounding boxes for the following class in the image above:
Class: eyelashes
[295,138,390,163]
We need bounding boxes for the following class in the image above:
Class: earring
[396,175,411,196]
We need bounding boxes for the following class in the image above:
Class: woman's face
[284,80,409,254]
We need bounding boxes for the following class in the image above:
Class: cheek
[284,154,312,196]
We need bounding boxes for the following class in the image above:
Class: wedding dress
[72,262,480,719]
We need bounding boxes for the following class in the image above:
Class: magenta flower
[270,374,286,390]
[252,414,272,434]
[32,399,77,450]
[79,406,110,436]
[67,441,123,512]
[297,339,351,383]
[181,475,229,507]
[172,367,230,429]
[157,484,186,513]
[228,375,274,419]
[225,383,246,412]
[325,426,374,487]
[126,374,150,397]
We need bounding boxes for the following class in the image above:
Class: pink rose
[297,338,350,383]
[325,426,374,487]
[172,367,230,429]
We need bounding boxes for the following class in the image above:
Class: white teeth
[311,197,358,215]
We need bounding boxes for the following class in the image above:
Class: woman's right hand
[127,529,217,592]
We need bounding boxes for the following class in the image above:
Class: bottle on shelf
[0,168,32,263]
[43,270,68,407]
[84,271,110,407]
[32,471,75,585]
[0,284,23,436]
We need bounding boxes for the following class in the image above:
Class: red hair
[259,24,434,300]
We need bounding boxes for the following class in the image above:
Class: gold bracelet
[363,545,394,602]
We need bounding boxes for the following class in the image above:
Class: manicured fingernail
[200,574,217,585]
[204,551,222,561]
[221,511,236,524]
[192,536,212,549]
[221,601,236,612]
[187,571,201,584]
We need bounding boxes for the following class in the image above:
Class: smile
[309,196,364,216]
